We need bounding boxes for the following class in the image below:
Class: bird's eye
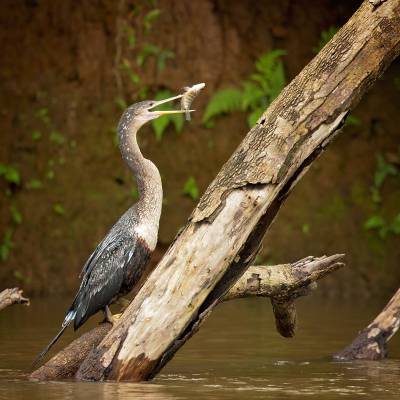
[149,102,154,107]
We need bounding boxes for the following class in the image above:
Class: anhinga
[34,94,194,365]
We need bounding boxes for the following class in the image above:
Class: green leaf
[31,130,42,141]
[121,59,140,85]
[301,223,310,234]
[152,115,170,141]
[0,229,14,261]
[182,176,199,200]
[344,115,361,127]
[374,154,398,188]
[53,203,65,215]
[202,88,243,125]
[144,9,161,32]
[247,107,264,127]
[390,214,400,235]
[49,130,65,145]
[0,164,21,185]
[157,49,174,71]
[136,44,160,66]
[35,108,50,124]
[46,170,55,180]
[10,203,22,224]
[241,81,264,110]
[364,215,386,230]
[27,179,43,189]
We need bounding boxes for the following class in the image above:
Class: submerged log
[74,0,399,382]
[333,288,400,361]
[30,254,344,381]
[0,288,29,312]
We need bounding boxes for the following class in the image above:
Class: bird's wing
[73,233,136,329]
[79,229,123,280]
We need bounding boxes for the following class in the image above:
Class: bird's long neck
[119,121,162,249]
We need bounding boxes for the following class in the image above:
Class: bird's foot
[113,313,123,320]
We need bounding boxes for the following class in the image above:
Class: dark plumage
[34,94,192,367]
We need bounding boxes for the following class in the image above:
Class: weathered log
[225,254,345,338]
[0,288,30,312]
[333,288,400,361]
[30,254,344,381]
[73,0,399,382]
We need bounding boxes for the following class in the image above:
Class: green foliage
[143,8,161,32]
[203,50,286,127]
[202,89,242,127]
[0,164,21,185]
[151,90,184,141]
[31,130,42,141]
[10,203,22,225]
[35,107,50,125]
[53,203,65,215]
[344,115,361,127]
[182,176,199,200]
[313,26,338,54]
[49,130,65,145]
[374,154,397,188]
[26,179,43,189]
[364,154,400,239]
[0,230,14,261]
[364,214,400,239]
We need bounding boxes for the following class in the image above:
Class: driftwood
[30,254,344,381]
[0,288,29,312]
[334,288,400,361]
[71,0,399,382]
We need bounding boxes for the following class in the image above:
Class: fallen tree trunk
[0,288,29,312]
[30,254,344,381]
[333,288,400,361]
[74,0,400,381]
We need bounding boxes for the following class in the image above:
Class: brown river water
[1,296,400,399]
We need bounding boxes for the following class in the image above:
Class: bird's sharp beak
[147,94,194,116]
[148,94,183,109]
[155,110,195,115]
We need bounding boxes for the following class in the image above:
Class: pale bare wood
[30,254,345,381]
[0,288,29,312]
[74,0,400,382]
[334,288,400,361]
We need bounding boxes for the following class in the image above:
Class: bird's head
[119,94,193,132]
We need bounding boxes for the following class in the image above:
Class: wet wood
[30,254,345,380]
[333,288,400,361]
[75,0,400,381]
[0,288,29,312]
[225,254,345,338]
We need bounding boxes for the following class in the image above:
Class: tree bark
[0,288,29,312]
[30,254,344,381]
[75,0,400,381]
[333,288,400,361]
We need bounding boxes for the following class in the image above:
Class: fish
[181,83,205,121]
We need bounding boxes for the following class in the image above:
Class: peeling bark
[74,0,400,382]
[0,288,29,312]
[333,288,400,361]
[30,254,344,381]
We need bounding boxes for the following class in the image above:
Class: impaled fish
[181,83,205,121]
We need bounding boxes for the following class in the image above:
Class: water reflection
[0,297,400,399]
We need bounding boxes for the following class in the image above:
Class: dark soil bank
[0,0,399,297]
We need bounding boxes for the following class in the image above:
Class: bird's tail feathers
[32,309,76,369]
